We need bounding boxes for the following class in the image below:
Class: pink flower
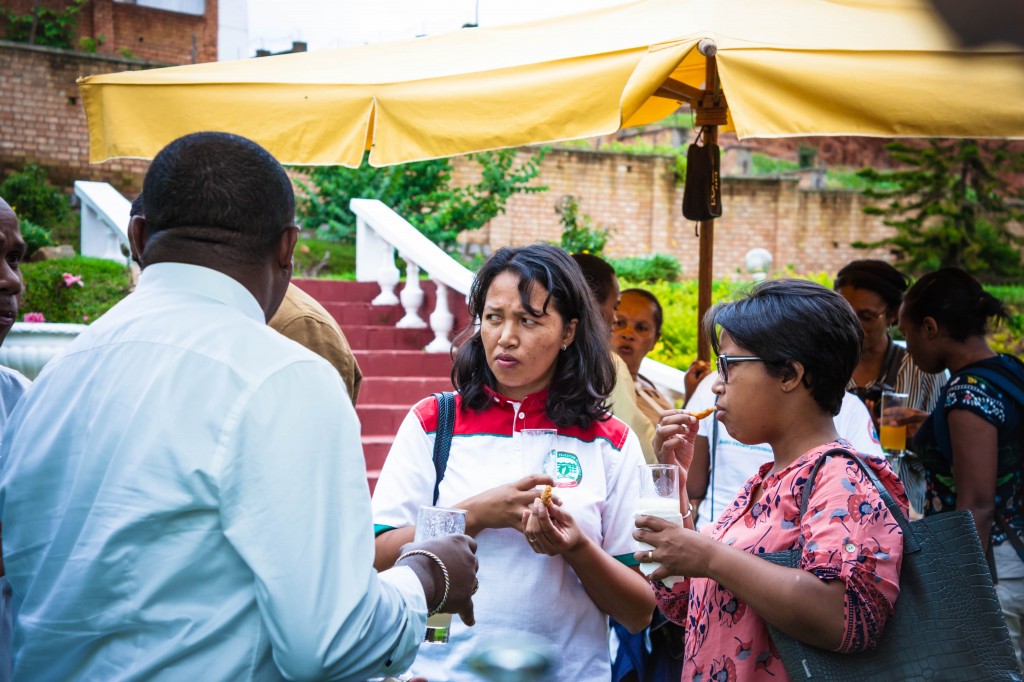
[62,273,84,288]
[23,312,46,323]
[82,315,90,322]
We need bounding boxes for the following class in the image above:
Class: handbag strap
[431,391,457,506]
[800,448,920,554]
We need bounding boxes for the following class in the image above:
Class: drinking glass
[414,505,468,644]
[880,390,910,463]
[519,428,558,481]
[635,464,684,587]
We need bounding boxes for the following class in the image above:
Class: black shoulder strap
[879,340,905,390]
[431,392,457,506]
[800,447,919,553]
[932,356,1024,457]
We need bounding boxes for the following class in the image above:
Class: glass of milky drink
[634,464,684,587]
[414,505,468,644]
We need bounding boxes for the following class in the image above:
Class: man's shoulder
[270,284,339,332]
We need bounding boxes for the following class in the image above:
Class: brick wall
[2,0,217,64]
[453,149,894,279]
[0,41,152,195]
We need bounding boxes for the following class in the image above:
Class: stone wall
[454,149,893,279]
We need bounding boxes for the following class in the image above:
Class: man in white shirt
[0,198,31,682]
[0,132,478,681]
[686,371,883,529]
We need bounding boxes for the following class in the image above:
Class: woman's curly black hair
[452,244,615,430]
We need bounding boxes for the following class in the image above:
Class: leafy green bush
[293,237,356,279]
[1,165,70,228]
[610,254,681,283]
[20,257,131,324]
[1,0,86,49]
[19,219,53,258]
[557,196,607,256]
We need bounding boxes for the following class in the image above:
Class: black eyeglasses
[716,354,763,383]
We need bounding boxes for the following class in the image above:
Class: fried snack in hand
[689,406,717,420]
[540,485,554,507]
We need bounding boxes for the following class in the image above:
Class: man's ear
[923,316,940,338]
[277,226,299,270]
[128,216,148,267]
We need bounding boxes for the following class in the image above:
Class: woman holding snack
[372,244,653,681]
[634,279,907,680]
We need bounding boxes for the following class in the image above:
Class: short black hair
[453,244,614,429]
[704,279,862,416]
[834,259,911,314]
[141,132,294,264]
[902,268,1008,341]
[620,288,663,336]
[130,193,145,218]
[571,253,617,306]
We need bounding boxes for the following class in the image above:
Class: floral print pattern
[915,357,1024,545]
[655,441,908,681]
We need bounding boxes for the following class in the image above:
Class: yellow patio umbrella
[79,0,1024,358]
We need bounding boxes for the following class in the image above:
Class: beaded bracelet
[396,549,451,617]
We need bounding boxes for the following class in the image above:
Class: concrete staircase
[292,278,470,492]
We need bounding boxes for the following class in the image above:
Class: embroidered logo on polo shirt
[553,451,583,488]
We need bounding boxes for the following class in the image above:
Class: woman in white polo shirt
[372,244,653,681]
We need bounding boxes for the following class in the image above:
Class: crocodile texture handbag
[760,448,1021,681]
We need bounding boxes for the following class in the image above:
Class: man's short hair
[141,132,294,264]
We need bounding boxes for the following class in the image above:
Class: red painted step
[295,277,470,493]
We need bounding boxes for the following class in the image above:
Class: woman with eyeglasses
[634,279,908,681]
[834,260,946,425]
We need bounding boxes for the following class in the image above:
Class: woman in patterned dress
[634,279,908,681]
[898,268,1024,666]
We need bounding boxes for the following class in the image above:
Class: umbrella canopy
[80,0,1024,166]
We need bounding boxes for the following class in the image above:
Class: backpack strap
[431,392,457,506]
[931,356,1024,458]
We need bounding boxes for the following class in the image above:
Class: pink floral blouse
[655,441,908,682]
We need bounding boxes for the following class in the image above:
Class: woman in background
[899,268,1024,666]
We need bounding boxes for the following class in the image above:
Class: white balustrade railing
[75,181,132,264]
[350,198,691,395]
[351,199,474,353]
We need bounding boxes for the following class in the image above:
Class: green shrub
[0,165,70,228]
[557,196,607,256]
[293,237,356,279]
[610,254,681,283]
[20,257,131,324]
[19,219,53,258]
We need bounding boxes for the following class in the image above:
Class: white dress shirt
[0,263,426,682]
[0,366,29,682]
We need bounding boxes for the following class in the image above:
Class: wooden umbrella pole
[696,126,717,363]
[694,41,724,363]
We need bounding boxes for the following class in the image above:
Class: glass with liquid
[880,390,910,456]
[635,464,684,586]
[414,505,467,644]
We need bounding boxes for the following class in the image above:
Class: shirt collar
[486,386,550,414]
[136,262,266,324]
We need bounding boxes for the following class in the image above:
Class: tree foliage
[1,0,86,49]
[854,140,1024,282]
[295,148,548,251]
